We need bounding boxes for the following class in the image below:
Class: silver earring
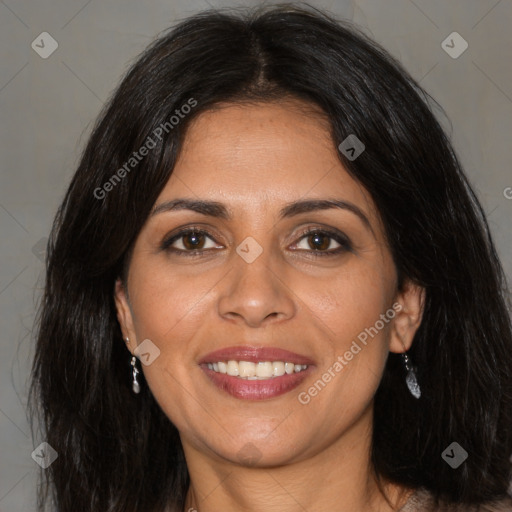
[402,352,421,399]
[130,356,141,394]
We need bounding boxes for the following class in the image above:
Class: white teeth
[227,360,239,376]
[238,361,255,377]
[256,361,274,378]
[273,361,285,376]
[207,360,309,379]
[285,362,295,375]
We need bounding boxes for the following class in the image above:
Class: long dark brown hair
[29,4,512,511]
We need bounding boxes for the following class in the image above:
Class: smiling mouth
[204,360,309,379]
[200,363,313,400]
[198,346,315,400]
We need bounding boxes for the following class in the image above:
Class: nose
[217,247,296,328]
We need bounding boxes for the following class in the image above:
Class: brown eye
[306,232,332,251]
[296,231,342,252]
[161,228,220,255]
[181,231,206,250]
[292,228,352,257]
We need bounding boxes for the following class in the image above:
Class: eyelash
[160,226,352,258]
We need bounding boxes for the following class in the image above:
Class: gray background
[1,0,511,510]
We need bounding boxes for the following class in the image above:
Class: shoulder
[401,488,512,512]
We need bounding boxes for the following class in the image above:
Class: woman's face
[115,100,423,467]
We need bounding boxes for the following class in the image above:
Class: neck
[181,406,412,512]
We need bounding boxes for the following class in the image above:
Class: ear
[389,279,425,353]
[114,278,136,353]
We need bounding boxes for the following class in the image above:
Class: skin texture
[115,100,425,512]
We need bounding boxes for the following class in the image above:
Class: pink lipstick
[198,346,315,400]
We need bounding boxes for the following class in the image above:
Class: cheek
[297,263,393,349]
[125,258,225,421]
[128,258,219,345]
[295,265,393,411]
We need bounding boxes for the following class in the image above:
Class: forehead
[160,100,377,222]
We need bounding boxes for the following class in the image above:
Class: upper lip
[198,346,315,366]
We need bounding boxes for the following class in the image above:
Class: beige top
[398,488,512,511]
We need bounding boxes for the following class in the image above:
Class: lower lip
[200,364,313,400]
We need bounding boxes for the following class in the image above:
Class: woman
[29,4,512,511]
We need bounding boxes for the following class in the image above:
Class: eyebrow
[151,198,374,234]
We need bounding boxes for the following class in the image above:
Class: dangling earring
[402,352,421,399]
[130,355,141,394]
